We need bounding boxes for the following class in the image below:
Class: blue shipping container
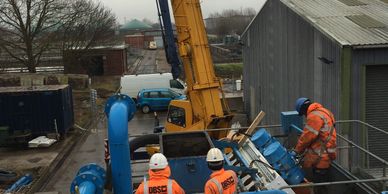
[0,85,74,137]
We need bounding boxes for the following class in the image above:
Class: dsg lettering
[148,185,168,193]
[221,176,235,189]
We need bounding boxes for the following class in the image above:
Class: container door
[366,65,388,167]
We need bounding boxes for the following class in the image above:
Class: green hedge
[214,63,243,78]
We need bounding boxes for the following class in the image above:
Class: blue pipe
[106,94,136,194]
[70,95,134,194]
[5,174,32,193]
[291,124,303,134]
[79,181,96,194]
[109,101,132,193]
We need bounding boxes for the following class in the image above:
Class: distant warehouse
[242,0,388,163]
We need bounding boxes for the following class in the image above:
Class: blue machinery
[5,173,33,193]
[70,94,308,194]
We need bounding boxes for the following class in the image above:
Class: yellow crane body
[165,0,233,138]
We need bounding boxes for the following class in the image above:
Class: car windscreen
[169,90,181,97]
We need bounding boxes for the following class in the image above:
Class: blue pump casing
[251,128,304,185]
[263,141,304,185]
[251,128,275,152]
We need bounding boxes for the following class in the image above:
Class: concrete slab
[0,129,82,193]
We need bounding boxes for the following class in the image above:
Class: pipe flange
[105,94,136,121]
[77,163,106,178]
[70,164,106,194]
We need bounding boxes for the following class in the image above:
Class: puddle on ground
[27,157,42,163]
[85,149,96,153]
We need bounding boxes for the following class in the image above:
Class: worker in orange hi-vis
[294,97,337,194]
[204,148,238,194]
[136,153,185,194]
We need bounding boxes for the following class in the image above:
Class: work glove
[289,149,303,164]
[289,150,297,158]
[329,152,337,160]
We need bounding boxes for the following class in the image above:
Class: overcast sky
[95,0,262,24]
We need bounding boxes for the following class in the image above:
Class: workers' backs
[204,169,238,194]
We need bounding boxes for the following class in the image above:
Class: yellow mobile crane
[165,0,233,138]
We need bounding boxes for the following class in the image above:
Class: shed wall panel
[104,50,126,76]
[243,0,342,124]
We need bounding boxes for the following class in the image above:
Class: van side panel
[120,73,184,98]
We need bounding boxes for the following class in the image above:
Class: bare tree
[60,0,116,75]
[142,18,153,26]
[0,0,68,72]
[207,8,256,37]
[60,0,116,52]
[243,8,256,16]
[0,0,116,73]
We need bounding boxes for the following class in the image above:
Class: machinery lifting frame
[71,93,388,194]
[127,120,388,193]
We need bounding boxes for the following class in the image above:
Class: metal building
[242,0,388,165]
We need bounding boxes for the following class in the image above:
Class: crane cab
[165,100,201,132]
[165,99,231,138]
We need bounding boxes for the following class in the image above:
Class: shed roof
[0,85,68,93]
[120,19,152,30]
[281,0,388,47]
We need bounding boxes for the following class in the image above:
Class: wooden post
[238,111,266,146]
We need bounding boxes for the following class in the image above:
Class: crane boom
[165,0,233,138]
[156,0,181,79]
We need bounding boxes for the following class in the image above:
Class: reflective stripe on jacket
[204,168,238,194]
[135,166,185,194]
[295,103,337,169]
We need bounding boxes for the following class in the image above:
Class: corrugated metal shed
[242,0,342,124]
[242,0,388,170]
[281,0,388,46]
[241,0,388,180]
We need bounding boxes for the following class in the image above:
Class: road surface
[135,50,158,74]
[42,48,169,193]
[43,111,167,193]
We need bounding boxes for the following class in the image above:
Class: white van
[148,41,157,50]
[120,73,185,100]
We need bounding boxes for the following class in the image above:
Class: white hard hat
[206,148,224,162]
[149,153,168,170]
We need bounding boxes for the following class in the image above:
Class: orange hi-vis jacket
[204,168,238,194]
[295,103,337,169]
[135,166,185,194]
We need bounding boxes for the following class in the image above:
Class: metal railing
[332,120,388,192]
